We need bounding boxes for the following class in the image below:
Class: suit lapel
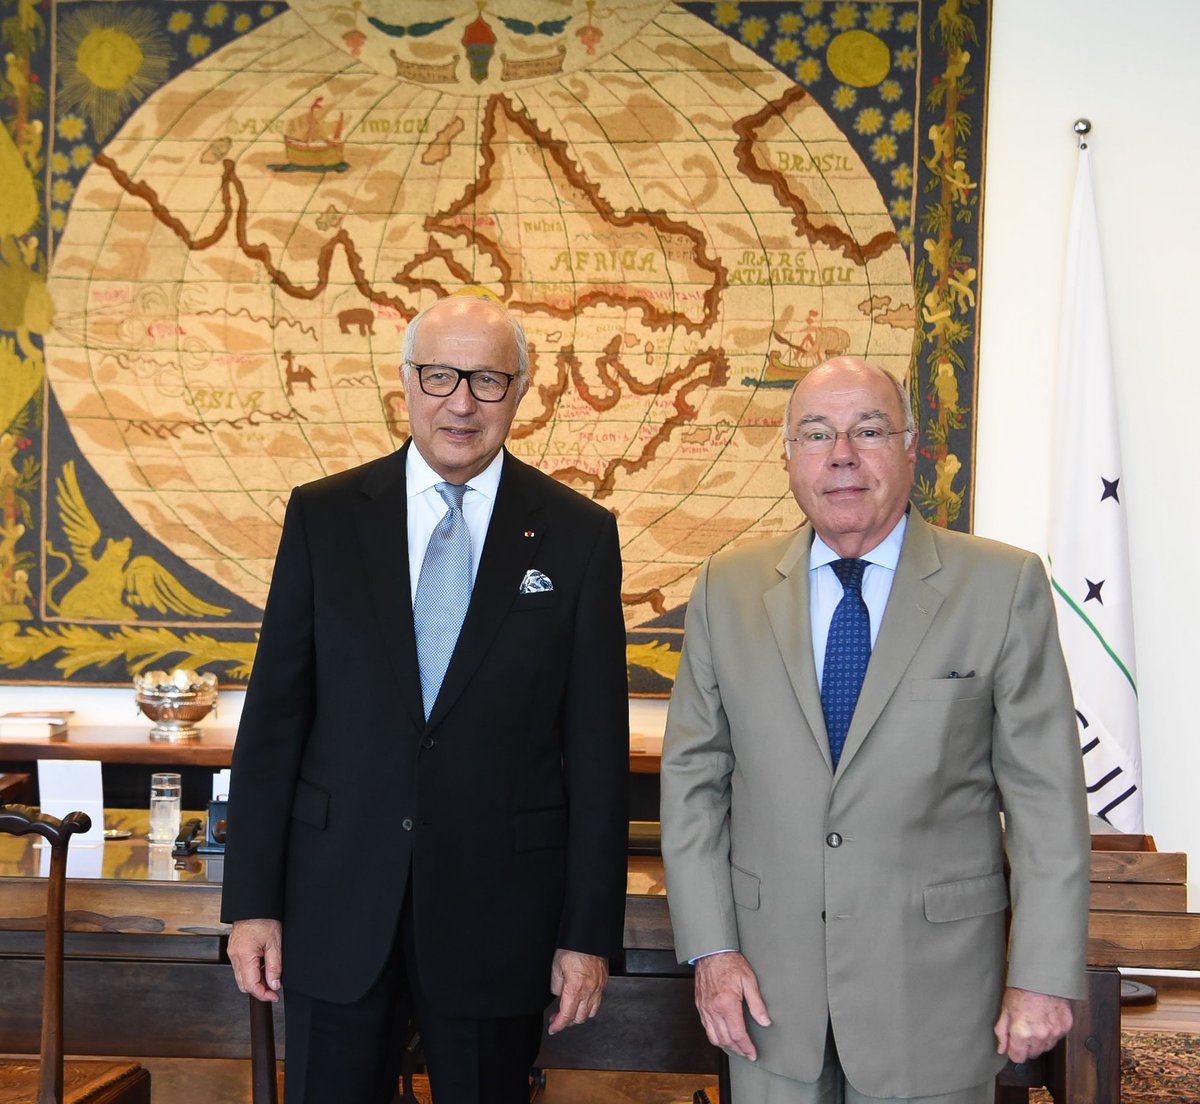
[426,451,544,729]
[354,441,425,730]
[835,509,944,775]
[764,524,833,771]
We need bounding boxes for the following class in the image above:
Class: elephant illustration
[338,307,375,336]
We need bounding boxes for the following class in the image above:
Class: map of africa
[41,0,920,688]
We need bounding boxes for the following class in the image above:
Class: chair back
[248,995,279,1104]
[0,804,91,1104]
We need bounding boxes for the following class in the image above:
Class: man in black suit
[222,292,630,1104]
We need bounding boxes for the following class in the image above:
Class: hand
[547,949,608,1034]
[228,918,283,1003]
[994,986,1073,1063]
[694,951,771,1061]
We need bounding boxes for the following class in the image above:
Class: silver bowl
[136,687,217,741]
[134,670,218,741]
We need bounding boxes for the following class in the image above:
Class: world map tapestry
[0,0,989,690]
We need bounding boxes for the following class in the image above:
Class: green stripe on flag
[1049,571,1137,695]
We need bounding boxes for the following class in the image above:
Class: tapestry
[0,0,988,689]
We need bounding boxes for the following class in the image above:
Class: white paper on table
[36,759,104,847]
[39,837,104,877]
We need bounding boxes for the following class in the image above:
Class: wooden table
[0,726,238,768]
[629,731,663,775]
[1,727,658,774]
[0,809,239,1059]
[1,729,662,815]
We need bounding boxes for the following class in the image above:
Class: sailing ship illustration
[275,96,348,172]
[752,311,853,389]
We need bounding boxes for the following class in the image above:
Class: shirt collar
[406,443,505,503]
[809,511,908,571]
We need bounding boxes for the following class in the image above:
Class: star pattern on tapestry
[47,2,282,235]
[681,1,921,247]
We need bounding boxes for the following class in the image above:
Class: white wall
[0,681,244,728]
[4,0,1197,878]
[977,0,1200,874]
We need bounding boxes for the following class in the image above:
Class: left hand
[547,949,608,1034]
[994,986,1073,1063]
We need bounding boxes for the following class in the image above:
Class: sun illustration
[57,8,171,142]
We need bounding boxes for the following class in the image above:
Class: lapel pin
[523,530,535,538]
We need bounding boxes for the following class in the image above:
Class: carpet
[1030,1031,1200,1104]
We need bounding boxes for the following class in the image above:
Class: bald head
[787,357,914,441]
[403,294,530,395]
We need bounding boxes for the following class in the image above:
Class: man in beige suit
[660,357,1090,1103]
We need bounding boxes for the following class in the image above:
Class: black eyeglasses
[405,362,516,402]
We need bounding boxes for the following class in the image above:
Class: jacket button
[820,910,826,922]
[826,832,843,848]
[401,818,414,831]
[421,736,435,749]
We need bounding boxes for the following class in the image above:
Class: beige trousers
[729,1029,993,1104]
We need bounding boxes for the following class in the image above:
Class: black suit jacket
[220,443,630,1015]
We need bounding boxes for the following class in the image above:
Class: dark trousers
[283,893,543,1104]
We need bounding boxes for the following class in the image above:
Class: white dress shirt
[406,445,504,605]
[808,512,908,689]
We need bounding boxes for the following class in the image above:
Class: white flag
[1048,144,1142,831]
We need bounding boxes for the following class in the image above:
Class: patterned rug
[1030,1031,1200,1104]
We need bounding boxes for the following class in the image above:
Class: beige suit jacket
[660,511,1090,1097]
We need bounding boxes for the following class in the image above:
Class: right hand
[694,950,771,1061]
[228,918,283,1002]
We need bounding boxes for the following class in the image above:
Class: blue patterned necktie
[821,558,870,768]
[413,482,472,720]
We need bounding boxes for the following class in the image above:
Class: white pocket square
[519,569,553,594]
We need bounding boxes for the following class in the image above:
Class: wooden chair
[994,966,1121,1104]
[0,805,151,1104]
[248,997,281,1104]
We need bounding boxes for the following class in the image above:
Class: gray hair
[401,297,530,393]
[887,368,917,440]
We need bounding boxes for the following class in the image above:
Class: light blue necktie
[413,482,472,720]
[821,558,870,768]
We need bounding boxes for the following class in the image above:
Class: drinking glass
[148,772,182,843]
